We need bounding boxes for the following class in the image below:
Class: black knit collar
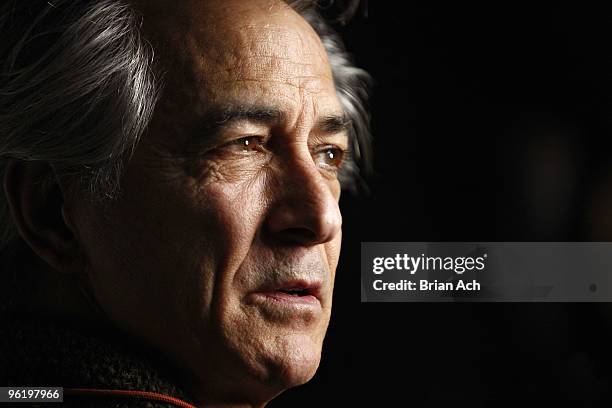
[0,315,196,407]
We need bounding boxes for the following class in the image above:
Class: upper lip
[257,279,323,301]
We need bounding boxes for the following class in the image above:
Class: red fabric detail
[64,387,198,408]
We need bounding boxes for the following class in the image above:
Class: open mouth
[252,281,322,306]
[278,287,311,297]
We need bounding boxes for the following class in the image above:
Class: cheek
[78,165,269,344]
[197,179,268,289]
[185,170,271,319]
[190,150,271,187]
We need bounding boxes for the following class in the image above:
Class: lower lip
[253,291,321,311]
[255,291,320,305]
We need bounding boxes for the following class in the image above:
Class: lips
[253,280,322,305]
[278,287,312,296]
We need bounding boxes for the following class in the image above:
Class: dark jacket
[0,244,198,407]
[0,316,198,408]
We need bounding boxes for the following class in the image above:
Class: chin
[259,332,324,391]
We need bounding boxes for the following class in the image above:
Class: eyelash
[224,136,267,153]
[222,136,348,171]
[312,145,347,172]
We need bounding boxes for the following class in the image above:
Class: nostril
[264,189,342,245]
[281,227,317,244]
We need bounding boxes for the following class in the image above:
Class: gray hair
[0,0,371,258]
[298,5,372,188]
[0,0,160,255]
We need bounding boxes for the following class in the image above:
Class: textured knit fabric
[0,316,198,407]
[0,245,199,407]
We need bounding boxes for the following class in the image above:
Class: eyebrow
[197,105,284,133]
[190,104,351,146]
[317,114,352,134]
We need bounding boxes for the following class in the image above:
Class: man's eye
[228,136,266,153]
[313,146,345,170]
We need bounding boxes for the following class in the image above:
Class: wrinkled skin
[63,1,347,406]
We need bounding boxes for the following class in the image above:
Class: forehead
[136,0,340,131]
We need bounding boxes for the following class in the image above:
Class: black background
[271,3,612,407]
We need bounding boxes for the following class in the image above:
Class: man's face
[68,0,346,403]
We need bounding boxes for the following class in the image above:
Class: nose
[265,157,342,246]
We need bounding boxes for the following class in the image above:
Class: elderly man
[0,0,370,406]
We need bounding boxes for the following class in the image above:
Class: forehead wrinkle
[231,84,324,114]
[218,56,331,79]
[206,55,334,111]
[236,24,328,62]
[135,0,331,85]
[218,73,331,92]
[140,0,342,141]
[205,27,332,82]
[220,54,326,77]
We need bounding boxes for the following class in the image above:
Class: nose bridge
[294,151,339,219]
[267,147,342,245]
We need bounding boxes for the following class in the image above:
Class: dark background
[271,3,612,407]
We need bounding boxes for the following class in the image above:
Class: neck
[25,264,104,325]
[0,244,103,326]
[183,370,283,408]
